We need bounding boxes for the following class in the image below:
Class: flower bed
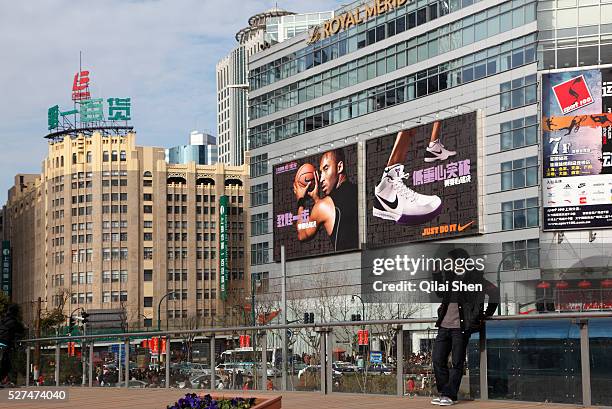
[168,393,281,409]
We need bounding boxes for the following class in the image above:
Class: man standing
[293,148,358,252]
[430,252,498,406]
[0,304,26,386]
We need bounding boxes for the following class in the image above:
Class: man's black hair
[322,148,346,174]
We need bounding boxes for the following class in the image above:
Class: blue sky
[0,0,340,203]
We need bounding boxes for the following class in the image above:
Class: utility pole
[34,297,41,380]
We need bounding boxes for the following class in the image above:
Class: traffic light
[80,311,89,325]
[68,316,76,333]
[303,312,315,324]
[351,314,362,321]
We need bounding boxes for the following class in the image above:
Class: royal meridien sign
[307,0,413,44]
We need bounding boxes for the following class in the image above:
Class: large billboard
[365,112,481,247]
[542,68,612,230]
[273,144,359,261]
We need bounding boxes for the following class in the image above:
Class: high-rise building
[247,0,612,352]
[216,7,333,166]
[1,132,249,330]
[168,131,218,165]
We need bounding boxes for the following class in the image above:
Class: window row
[251,212,269,236]
[500,74,537,111]
[102,150,127,162]
[71,272,94,285]
[102,291,128,303]
[102,270,129,283]
[101,248,129,261]
[501,239,539,271]
[71,292,93,304]
[102,179,128,187]
[249,0,484,90]
[251,242,269,266]
[250,0,536,120]
[250,34,537,149]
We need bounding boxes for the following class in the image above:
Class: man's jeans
[432,327,470,401]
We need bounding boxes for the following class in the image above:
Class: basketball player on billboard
[293,148,358,252]
[373,121,455,225]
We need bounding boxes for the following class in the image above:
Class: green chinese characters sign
[219,196,229,301]
[1,241,11,296]
[47,97,132,131]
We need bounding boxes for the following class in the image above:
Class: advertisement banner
[365,112,481,247]
[542,68,612,230]
[1,241,11,296]
[219,195,228,300]
[273,144,359,261]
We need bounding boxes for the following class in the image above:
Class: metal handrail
[19,311,612,343]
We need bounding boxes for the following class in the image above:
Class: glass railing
[6,312,612,406]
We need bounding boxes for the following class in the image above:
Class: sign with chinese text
[542,69,612,230]
[46,69,132,133]
[365,112,482,247]
[219,195,229,300]
[1,241,11,296]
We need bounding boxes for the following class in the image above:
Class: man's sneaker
[430,396,441,405]
[373,164,442,225]
[439,396,455,406]
[425,139,456,163]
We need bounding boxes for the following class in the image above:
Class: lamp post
[158,292,178,331]
[351,294,366,328]
[496,251,519,316]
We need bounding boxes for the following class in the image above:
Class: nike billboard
[365,111,483,248]
[542,69,612,230]
[273,144,359,261]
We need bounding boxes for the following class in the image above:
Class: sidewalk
[0,388,597,409]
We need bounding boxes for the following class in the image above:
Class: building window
[102,271,111,283]
[250,153,268,177]
[500,116,538,151]
[143,193,152,201]
[251,242,269,265]
[120,150,127,161]
[501,198,539,230]
[144,232,153,241]
[251,212,268,236]
[143,297,153,307]
[144,318,152,328]
[144,247,153,259]
[103,292,111,303]
[103,151,109,162]
[501,239,539,271]
[144,269,153,281]
[251,183,268,206]
[144,220,153,228]
[500,75,537,111]
[501,157,538,191]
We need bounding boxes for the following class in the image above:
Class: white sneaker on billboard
[425,139,456,163]
[373,164,442,225]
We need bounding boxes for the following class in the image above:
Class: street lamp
[158,291,179,331]
[496,251,519,316]
[351,294,365,326]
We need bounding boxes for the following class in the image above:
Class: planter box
[200,394,281,409]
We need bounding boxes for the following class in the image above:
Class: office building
[1,132,249,330]
[216,7,333,166]
[246,0,612,352]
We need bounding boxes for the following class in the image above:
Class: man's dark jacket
[433,270,499,334]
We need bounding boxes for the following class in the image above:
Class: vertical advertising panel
[1,241,10,296]
[365,112,481,247]
[542,68,612,229]
[219,195,228,300]
[273,144,359,261]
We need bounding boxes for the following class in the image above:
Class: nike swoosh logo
[457,221,475,232]
[376,194,398,209]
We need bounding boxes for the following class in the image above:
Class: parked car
[332,361,358,373]
[297,365,342,379]
[367,364,392,375]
